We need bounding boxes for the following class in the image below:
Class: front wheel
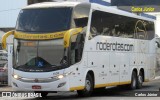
[77,74,94,97]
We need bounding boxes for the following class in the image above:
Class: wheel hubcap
[133,77,136,87]
[138,75,143,84]
[85,80,91,91]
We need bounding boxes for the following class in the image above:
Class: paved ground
[0,77,160,100]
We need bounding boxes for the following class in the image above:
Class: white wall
[0,0,27,28]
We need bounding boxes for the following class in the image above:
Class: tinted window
[90,10,155,40]
[73,4,90,28]
[16,8,72,33]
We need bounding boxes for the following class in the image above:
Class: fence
[0,62,8,85]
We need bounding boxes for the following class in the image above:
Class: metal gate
[0,45,13,86]
[0,50,8,85]
[0,62,8,85]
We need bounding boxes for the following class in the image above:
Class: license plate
[32,85,41,89]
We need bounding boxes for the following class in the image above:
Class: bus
[1,2,156,97]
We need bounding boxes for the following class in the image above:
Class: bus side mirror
[63,28,82,48]
[1,30,14,50]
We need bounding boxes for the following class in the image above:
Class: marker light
[58,82,66,88]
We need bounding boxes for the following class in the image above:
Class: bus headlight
[13,74,21,80]
[58,75,64,79]
[56,72,72,79]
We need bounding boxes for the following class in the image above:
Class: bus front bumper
[12,77,70,91]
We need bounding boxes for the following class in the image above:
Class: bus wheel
[130,71,137,90]
[137,71,143,89]
[77,74,94,97]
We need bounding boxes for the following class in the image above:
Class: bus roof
[23,2,82,9]
[23,1,155,22]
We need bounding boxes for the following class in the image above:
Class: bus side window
[75,33,84,62]
[70,33,84,65]
[90,11,103,39]
[74,17,88,28]
[70,35,77,65]
[90,27,99,37]
[90,10,154,40]
[102,27,110,35]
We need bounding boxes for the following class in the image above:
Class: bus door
[109,52,120,84]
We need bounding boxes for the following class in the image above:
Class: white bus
[1,2,155,97]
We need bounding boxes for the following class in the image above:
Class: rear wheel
[130,71,137,90]
[77,74,94,97]
[137,71,143,89]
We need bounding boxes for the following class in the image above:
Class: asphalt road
[33,78,160,100]
[0,78,160,100]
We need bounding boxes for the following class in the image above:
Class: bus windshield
[13,39,67,72]
[16,7,72,32]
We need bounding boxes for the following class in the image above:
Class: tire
[137,71,143,89]
[130,71,137,90]
[77,74,94,97]
[35,91,48,97]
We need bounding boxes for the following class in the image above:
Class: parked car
[0,63,8,83]
[0,50,8,61]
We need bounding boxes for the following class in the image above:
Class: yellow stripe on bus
[70,81,131,91]
[1,30,14,50]
[95,81,131,88]
[14,31,66,40]
[1,28,83,50]
[14,27,82,41]
[63,28,82,48]
[70,86,85,91]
